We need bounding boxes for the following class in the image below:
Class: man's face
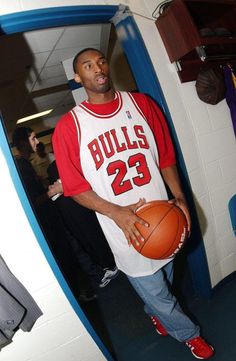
[28,131,39,153]
[74,50,111,95]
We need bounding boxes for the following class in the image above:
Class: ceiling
[0,23,112,139]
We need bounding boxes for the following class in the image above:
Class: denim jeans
[126,261,200,342]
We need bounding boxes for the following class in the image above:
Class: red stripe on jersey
[128,92,176,169]
[71,109,81,145]
[127,92,147,121]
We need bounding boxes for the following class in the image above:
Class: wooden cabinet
[155,0,236,82]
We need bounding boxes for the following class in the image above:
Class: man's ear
[74,73,82,84]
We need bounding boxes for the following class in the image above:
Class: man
[47,160,119,288]
[52,48,214,359]
[12,127,98,301]
[31,141,55,187]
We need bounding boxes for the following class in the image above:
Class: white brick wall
[181,83,236,283]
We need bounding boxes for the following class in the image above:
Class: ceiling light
[16,109,53,124]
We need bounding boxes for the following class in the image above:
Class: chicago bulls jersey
[67,91,172,276]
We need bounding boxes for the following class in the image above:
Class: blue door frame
[0,4,211,359]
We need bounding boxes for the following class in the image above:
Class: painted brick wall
[180,83,236,285]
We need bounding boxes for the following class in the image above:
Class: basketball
[133,200,188,259]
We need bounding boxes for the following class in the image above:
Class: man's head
[73,48,112,98]
[12,127,39,155]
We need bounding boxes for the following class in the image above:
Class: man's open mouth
[96,75,107,84]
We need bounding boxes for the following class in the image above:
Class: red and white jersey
[53,91,176,276]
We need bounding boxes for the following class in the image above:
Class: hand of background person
[47,179,63,198]
[109,198,149,246]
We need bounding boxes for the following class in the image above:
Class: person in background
[12,126,96,303]
[31,141,55,188]
[47,160,119,288]
[52,48,214,359]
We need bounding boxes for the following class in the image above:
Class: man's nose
[94,63,102,73]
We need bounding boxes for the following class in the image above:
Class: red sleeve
[52,112,92,197]
[131,93,176,169]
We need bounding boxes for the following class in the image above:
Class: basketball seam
[160,209,180,259]
[140,204,175,254]
[159,207,186,259]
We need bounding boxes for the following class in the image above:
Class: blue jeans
[126,261,200,342]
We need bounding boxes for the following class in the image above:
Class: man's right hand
[108,198,149,245]
[71,191,149,245]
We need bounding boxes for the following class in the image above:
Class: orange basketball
[133,200,188,259]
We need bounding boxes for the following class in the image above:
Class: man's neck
[87,89,115,104]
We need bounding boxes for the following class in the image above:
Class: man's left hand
[168,198,191,236]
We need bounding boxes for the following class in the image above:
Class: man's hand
[109,198,149,245]
[161,166,191,236]
[168,198,191,235]
[71,191,148,245]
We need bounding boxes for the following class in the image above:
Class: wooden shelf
[200,36,236,46]
[155,0,236,82]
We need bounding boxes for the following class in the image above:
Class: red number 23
[107,153,151,196]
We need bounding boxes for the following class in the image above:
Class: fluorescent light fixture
[16,109,53,124]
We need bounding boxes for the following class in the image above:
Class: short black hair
[72,47,105,73]
[12,126,33,150]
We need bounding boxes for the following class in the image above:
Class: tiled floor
[80,271,236,361]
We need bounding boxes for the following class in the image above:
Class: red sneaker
[186,336,214,359]
[150,316,168,336]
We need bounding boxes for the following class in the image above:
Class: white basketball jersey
[71,92,171,276]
